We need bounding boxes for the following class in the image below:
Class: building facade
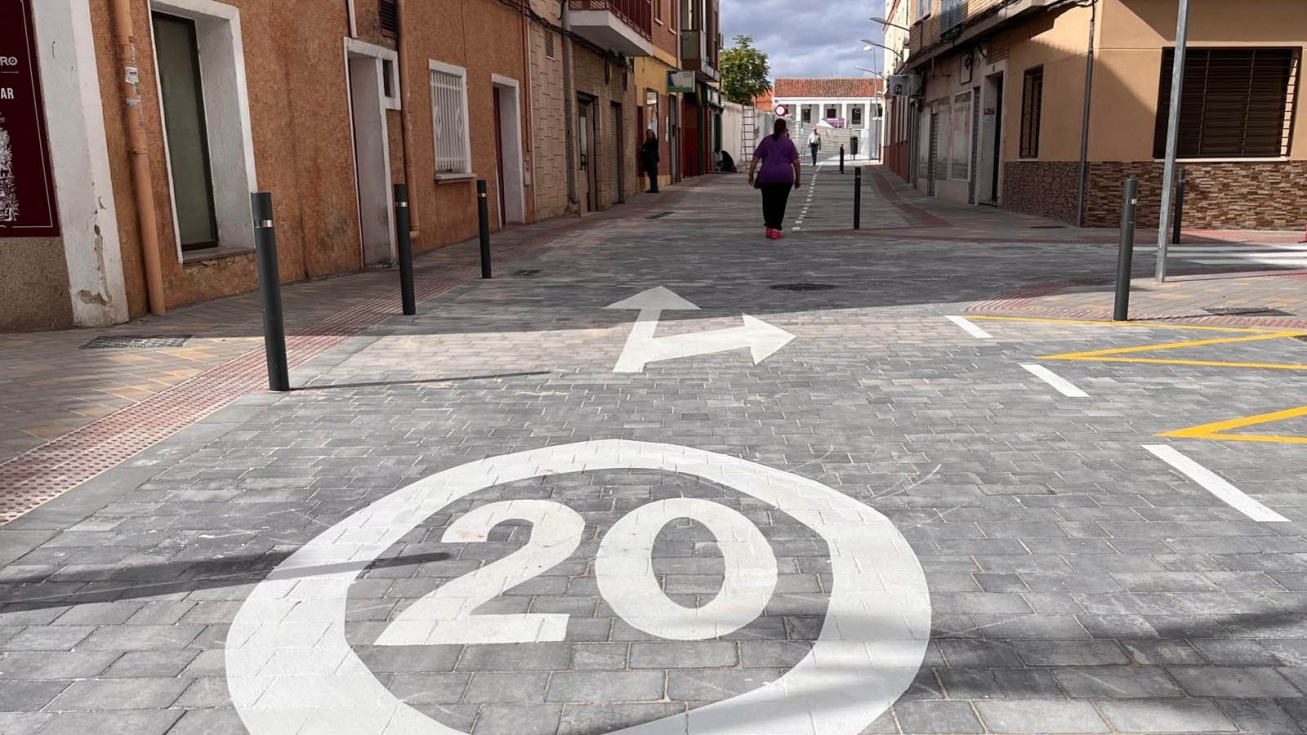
[892,0,1307,230]
[882,0,913,177]
[4,0,725,332]
[772,79,885,159]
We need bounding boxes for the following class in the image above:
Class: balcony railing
[569,0,653,40]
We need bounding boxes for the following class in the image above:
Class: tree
[720,35,772,106]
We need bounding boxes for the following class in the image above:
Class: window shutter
[379,0,398,37]
[1153,48,1296,159]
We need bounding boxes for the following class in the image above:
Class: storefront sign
[0,0,60,238]
[668,70,695,93]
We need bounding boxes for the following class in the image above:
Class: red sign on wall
[0,0,60,238]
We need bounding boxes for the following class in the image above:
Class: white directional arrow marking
[607,287,796,373]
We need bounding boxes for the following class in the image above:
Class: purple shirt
[754,135,799,184]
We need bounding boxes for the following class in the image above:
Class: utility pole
[1155,0,1191,282]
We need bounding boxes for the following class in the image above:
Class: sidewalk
[0,183,699,522]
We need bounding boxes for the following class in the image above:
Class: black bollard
[854,167,862,230]
[394,184,416,316]
[1113,178,1139,322]
[840,145,845,174]
[251,192,290,392]
[477,180,492,279]
[1172,168,1186,246]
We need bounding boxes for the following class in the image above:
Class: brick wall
[1003,160,1307,230]
[573,53,639,210]
[528,20,570,220]
[1085,161,1307,230]
[1002,161,1080,223]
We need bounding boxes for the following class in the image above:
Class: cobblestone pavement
[3,169,1307,734]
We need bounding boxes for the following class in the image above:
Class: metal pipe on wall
[109,0,166,315]
[396,0,421,237]
[1075,0,1097,228]
[562,0,580,209]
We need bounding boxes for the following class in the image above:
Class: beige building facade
[895,0,1307,229]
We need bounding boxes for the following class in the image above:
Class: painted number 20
[374,498,779,646]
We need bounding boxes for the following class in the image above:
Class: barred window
[430,63,471,174]
[1153,47,1298,159]
[1020,66,1043,159]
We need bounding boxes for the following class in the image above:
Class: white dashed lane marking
[1145,445,1290,523]
[1021,364,1089,398]
[945,316,994,340]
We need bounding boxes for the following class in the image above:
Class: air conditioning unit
[887,74,923,98]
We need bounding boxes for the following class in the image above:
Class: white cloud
[721,0,887,80]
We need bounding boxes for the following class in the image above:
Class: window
[1153,47,1298,159]
[382,59,394,98]
[852,106,864,127]
[545,30,556,60]
[802,107,812,124]
[940,0,964,33]
[1020,66,1044,159]
[153,13,218,251]
[825,106,838,119]
[429,62,471,174]
[950,91,972,180]
[916,0,931,22]
[379,0,398,37]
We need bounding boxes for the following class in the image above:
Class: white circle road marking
[226,440,931,735]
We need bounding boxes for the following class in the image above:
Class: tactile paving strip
[0,239,553,525]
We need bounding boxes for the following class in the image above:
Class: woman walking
[748,119,801,239]
[640,129,660,193]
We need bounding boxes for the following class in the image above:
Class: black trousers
[810,144,820,166]
[645,164,659,192]
[760,183,793,230]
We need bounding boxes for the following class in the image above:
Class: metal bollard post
[839,145,845,174]
[477,180,492,279]
[394,184,416,316]
[251,192,290,392]
[853,167,862,230]
[1113,178,1139,322]
[1172,168,1186,246]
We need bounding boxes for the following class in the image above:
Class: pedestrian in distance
[808,128,822,167]
[640,129,660,194]
[748,118,802,240]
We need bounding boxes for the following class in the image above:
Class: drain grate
[1203,307,1294,317]
[511,269,542,278]
[646,212,674,220]
[771,283,838,292]
[81,334,193,350]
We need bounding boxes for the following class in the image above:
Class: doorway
[492,75,526,224]
[578,94,599,212]
[153,12,219,251]
[345,40,396,267]
[979,72,1005,205]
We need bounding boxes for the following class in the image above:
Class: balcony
[569,0,654,58]
[680,30,720,82]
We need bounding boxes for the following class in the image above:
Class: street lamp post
[1155,0,1192,282]
[870,15,912,33]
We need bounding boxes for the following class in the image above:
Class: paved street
[3,167,1307,734]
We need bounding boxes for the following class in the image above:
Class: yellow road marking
[1162,405,1307,445]
[968,315,1302,335]
[1040,332,1307,371]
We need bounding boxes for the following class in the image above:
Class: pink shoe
[773,229,785,240]
[766,228,777,239]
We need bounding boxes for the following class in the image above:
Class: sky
[721,0,887,80]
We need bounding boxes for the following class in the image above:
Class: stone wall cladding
[1085,161,1307,230]
[573,53,639,210]
[1002,161,1080,223]
[528,20,569,220]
